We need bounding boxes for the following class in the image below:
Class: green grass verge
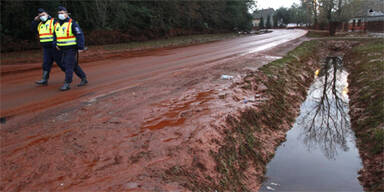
[1,33,240,65]
[306,30,330,38]
[346,39,384,191]
[100,33,239,51]
[349,40,384,154]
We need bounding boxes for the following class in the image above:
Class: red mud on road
[0,30,307,191]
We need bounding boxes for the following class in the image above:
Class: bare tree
[300,0,319,28]
[298,57,351,159]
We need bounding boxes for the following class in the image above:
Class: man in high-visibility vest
[54,6,88,91]
[32,8,65,85]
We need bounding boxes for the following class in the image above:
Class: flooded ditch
[260,56,363,191]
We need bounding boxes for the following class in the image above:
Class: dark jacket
[54,17,85,50]
[31,16,56,47]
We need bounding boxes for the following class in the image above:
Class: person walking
[32,8,65,85]
[54,6,88,91]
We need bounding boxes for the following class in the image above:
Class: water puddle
[260,57,363,191]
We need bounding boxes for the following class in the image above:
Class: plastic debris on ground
[220,75,234,80]
[270,182,280,186]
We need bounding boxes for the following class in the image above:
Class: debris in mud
[108,117,122,124]
[0,117,6,124]
[220,75,234,80]
[218,93,227,99]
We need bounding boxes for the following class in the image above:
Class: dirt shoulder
[344,39,384,191]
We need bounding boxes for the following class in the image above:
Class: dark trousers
[61,48,87,83]
[42,46,65,73]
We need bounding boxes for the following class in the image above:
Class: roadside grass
[373,128,384,154]
[346,39,384,191]
[349,40,384,155]
[306,30,330,38]
[306,30,358,39]
[1,33,240,65]
[260,40,320,76]
[1,50,43,65]
[100,33,239,51]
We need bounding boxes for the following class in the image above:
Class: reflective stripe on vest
[37,18,54,43]
[54,19,76,46]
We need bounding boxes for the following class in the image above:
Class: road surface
[1,29,308,192]
[1,29,307,119]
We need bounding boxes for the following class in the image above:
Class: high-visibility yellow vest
[54,18,76,46]
[37,18,54,43]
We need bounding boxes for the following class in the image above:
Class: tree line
[1,0,254,52]
[260,0,383,34]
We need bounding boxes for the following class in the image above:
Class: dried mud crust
[0,39,331,192]
[344,39,384,192]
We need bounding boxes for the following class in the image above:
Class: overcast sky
[256,0,301,10]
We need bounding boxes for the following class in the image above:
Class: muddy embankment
[3,38,378,192]
[163,40,345,191]
[344,40,384,191]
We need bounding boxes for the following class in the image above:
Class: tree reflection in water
[297,56,351,160]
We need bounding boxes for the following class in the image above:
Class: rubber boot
[60,83,71,91]
[35,71,49,85]
[77,78,88,87]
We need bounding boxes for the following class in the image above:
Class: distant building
[252,8,275,28]
[287,23,299,28]
[349,9,384,32]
